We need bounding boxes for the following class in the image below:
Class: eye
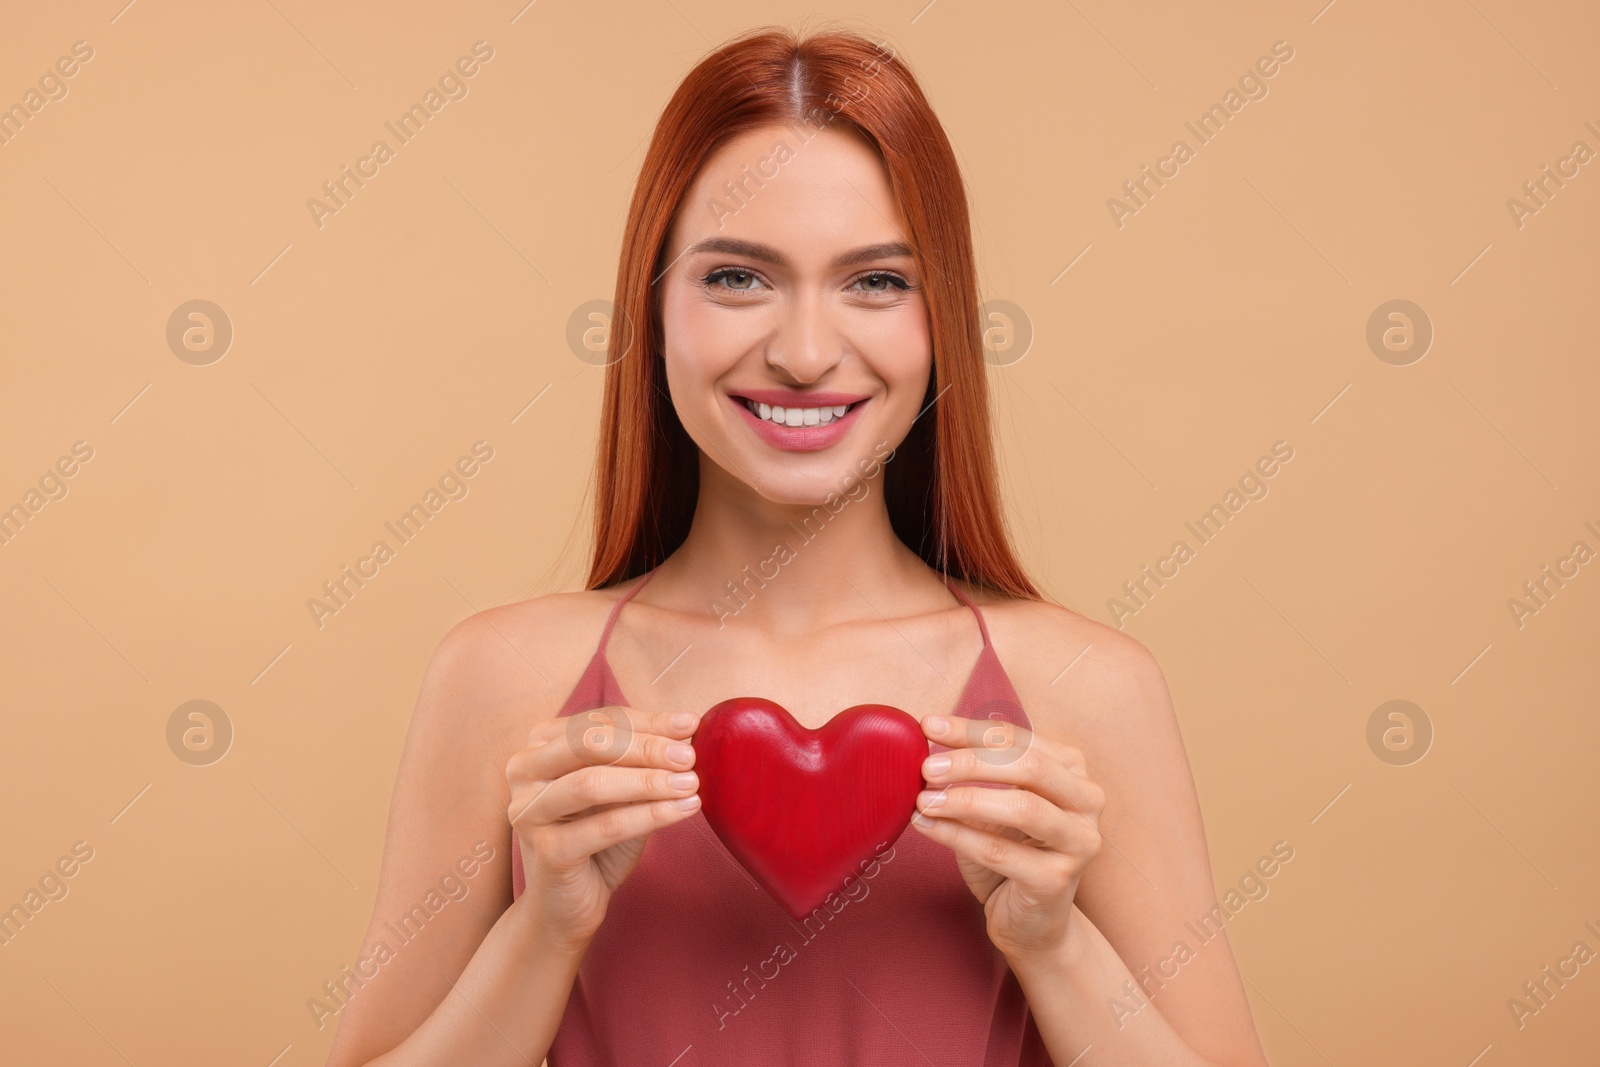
[851,271,911,295]
[702,268,766,293]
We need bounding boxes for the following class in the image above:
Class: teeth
[743,399,853,426]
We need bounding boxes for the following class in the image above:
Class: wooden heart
[692,696,927,920]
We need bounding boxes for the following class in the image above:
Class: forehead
[666,123,909,261]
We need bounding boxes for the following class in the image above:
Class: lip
[728,392,868,453]
[731,388,870,408]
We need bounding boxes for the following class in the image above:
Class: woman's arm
[1041,628,1268,1066]
[323,607,580,1067]
[919,607,1270,1067]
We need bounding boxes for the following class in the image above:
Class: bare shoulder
[957,586,1263,1067]
[323,582,643,1066]
[420,580,643,753]
[955,584,1166,701]
[953,583,1175,757]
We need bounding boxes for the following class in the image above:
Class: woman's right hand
[505,706,702,950]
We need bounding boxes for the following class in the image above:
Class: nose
[764,289,844,384]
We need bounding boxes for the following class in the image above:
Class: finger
[923,714,1087,776]
[539,796,702,866]
[525,706,701,754]
[915,784,1098,856]
[921,741,1103,821]
[514,763,699,827]
[510,709,700,786]
[910,810,1072,892]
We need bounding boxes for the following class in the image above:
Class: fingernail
[912,812,934,828]
[924,754,950,776]
[917,789,945,808]
[669,772,697,790]
[671,712,695,730]
[673,795,701,811]
[667,742,694,764]
[924,715,949,736]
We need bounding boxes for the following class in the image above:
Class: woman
[326,25,1270,1067]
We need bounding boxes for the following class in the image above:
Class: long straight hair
[588,25,1039,601]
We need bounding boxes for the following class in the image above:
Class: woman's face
[656,123,931,507]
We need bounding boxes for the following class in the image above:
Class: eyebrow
[679,237,915,269]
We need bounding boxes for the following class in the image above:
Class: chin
[750,472,857,509]
[697,410,901,511]
[729,434,897,513]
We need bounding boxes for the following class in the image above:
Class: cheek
[857,303,932,393]
[661,287,755,383]
[659,290,759,437]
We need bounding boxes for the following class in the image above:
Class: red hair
[589,25,1039,601]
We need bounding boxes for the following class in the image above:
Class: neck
[657,451,943,633]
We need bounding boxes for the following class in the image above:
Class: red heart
[692,697,928,920]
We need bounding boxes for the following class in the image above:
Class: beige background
[2,1,1596,1064]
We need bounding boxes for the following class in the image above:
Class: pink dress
[511,571,1055,1065]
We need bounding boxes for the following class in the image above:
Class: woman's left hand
[911,713,1106,963]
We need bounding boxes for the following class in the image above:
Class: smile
[727,392,869,453]
[739,398,857,426]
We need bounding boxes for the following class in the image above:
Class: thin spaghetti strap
[941,576,993,648]
[596,569,657,654]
